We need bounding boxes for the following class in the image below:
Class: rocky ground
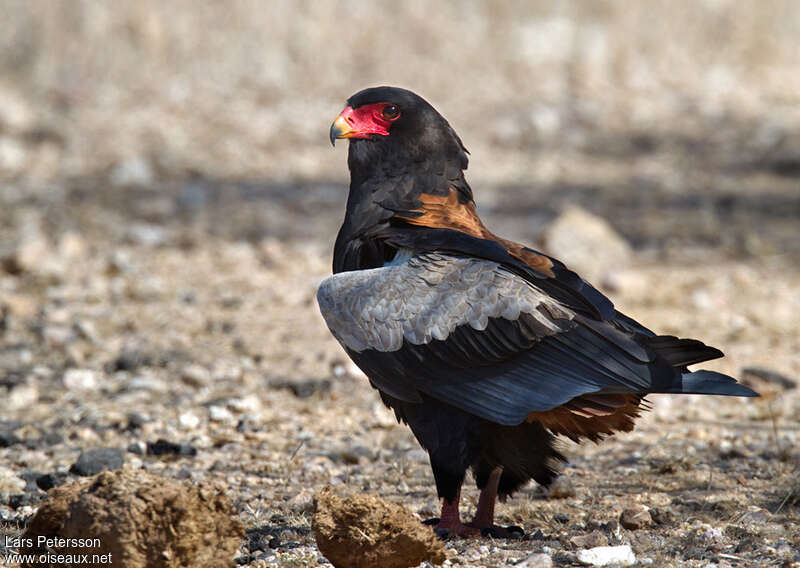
[0,157,798,567]
[1,4,799,566]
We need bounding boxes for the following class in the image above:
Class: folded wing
[317,252,757,427]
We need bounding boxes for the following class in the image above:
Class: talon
[469,523,525,539]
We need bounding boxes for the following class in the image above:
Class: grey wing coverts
[316,252,573,354]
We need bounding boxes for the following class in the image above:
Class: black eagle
[318,86,757,537]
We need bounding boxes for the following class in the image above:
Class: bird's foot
[465,522,524,539]
[423,518,523,539]
[423,517,481,538]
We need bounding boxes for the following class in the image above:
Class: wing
[381,188,616,320]
[317,253,756,428]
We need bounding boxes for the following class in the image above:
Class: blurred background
[0,2,798,565]
[1,0,799,255]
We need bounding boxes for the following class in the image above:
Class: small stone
[127,441,147,455]
[209,405,234,422]
[273,378,331,399]
[35,472,70,491]
[570,530,609,549]
[63,369,98,390]
[649,507,676,526]
[289,489,315,513]
[57,232,88,259]
[73,320,99,343]
[69,448,125,476]
[517,552,553,567]
[0,468,26,493]
[620,504,652,530]
[576,545,636,567]
[181,364,211,387]
[691,288,713,311]
[179,412,201,430]
[338,445,375,465]
[111,347,150,371]
[6,382,38,410]
[106,250,135,275]
[0,430,21,447]
[146,438,198,457]
[2,236,50,275]
[128,373,167,392]
[110,155,154,186]
[225,395,261,414]
[127,413,147,430]
[126,223,168,247]
[40,431,63,446]
[738,507,771,525]
[43,325,73,347]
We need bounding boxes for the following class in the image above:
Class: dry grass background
[1,2,799,567]
[2,0,800,181]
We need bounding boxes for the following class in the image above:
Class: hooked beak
[329,114,353,147]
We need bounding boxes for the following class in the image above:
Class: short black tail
[641,334,758,397]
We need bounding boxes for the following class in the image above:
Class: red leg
[433,488,480,537]
[468,467,501,528]
[465,467,524,538]
[424,468,523,538]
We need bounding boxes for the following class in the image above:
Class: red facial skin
[335,103,400,139]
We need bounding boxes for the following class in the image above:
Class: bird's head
[330,86,468,174]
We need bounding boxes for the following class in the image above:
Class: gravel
[69,448,126,477]
[0,47,798,564]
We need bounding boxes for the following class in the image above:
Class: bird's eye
[382,105,400,120]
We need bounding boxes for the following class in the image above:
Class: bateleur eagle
[318,86,757,538]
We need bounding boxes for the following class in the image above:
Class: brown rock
[619,504,652,530]
[313,486,446,568]
[570,529,609,548]
[23,470,244,568]
[540,206,632,283]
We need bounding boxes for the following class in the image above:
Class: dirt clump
[313,486,446,568]
[22,469,244,568]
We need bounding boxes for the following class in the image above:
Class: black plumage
[320,86,758,537]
